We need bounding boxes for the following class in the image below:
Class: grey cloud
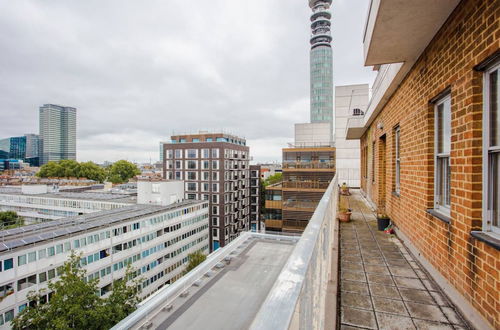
[0,0,376,163]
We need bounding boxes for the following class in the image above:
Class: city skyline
[0,0,376,164]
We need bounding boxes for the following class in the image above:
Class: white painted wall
[137,181,184,206]
[335,84,369,188]
[294,123,332,146]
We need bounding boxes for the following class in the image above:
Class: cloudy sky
[0,0,376,164]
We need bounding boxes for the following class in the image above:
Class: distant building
[259,163,282,181]
[334,84,369,188]
[162,132,250,251]
[24,134,39,166]
[0,137,26,160]
[39,104,76,165]
[249,165,261,231]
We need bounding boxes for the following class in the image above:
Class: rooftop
[0,187,136,203]
[0,200,200,253]
[112,233,299,330]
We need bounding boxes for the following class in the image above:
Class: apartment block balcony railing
[282,180,331,190]
[282,200,318,210]
[282,161,336,170]
[265,200,283,209]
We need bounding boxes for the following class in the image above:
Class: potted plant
[340,182,350,196]
[338,195,352,222]
[376,212,390,231]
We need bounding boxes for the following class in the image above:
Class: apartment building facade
[265,146,335,233]
[346,0,499,327]
[162,133,250,250]
[0,201,209,327]
[249,165,261,231]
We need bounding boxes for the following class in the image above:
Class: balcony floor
[339,191,472,329]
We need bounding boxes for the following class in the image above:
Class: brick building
[162,132,250,251]
[346,0,499,328]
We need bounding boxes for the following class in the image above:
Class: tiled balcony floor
[339,190,472,330]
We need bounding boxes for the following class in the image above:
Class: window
[212,172,218,181]
[484,62,500,234]
[212,160,219,170]
[187,149,197,158]
[187,160,197,169]
[28,252,36,263]
[174,149,182,158]
[187,182,197,191]
[394,126,401,194]
[175,172,182,180]
[187,172,197,180]
[371,142,376,183]
[202,149,210,158]
[152,183,160,193]
[18,255,27,266]
[212,148,219,158]
[192,138,200,143]
[4,258,13,270]
[187,193,197,200]
[434,94,451,213]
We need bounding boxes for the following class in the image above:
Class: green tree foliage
[263,173,282,187]
[107,160,141,184]
[0,211,24,229]
[37,160,106,183]
[12,253,141,330]
[184,250,207,274]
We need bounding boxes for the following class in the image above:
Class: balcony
[282,180,330,190]
[264,219,283,229]
[282,161,335,171]
[265,200,282,209]
[282,200,318,211]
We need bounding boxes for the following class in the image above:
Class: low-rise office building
[0,200,209,327]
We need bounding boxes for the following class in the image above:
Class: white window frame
[483,62,500,235]
[434,94,452,215]
[395,126,401,194]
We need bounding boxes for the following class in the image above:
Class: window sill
[426,209,451,224]
[392,191,400,197]
[470,231,500,251]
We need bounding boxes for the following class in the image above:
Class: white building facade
[0,201,209,327]
[334,84,369,188]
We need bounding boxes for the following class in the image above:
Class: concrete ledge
[324,213,340,329]
[394,226,494,330]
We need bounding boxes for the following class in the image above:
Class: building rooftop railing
[250,174,339,329]
[282,161,335,169]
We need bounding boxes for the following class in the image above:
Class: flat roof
[0,200,201,253]
[125,236,296,330]
[0,188,136,203]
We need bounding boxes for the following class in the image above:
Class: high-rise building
[163,132,250,251]
[249,165,261,231]
[309,0,333,126]
[0,137,25,160]
[24,134,39,166]
[39,104,77,165]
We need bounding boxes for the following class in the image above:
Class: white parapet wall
[21,185,48,195]
[335,84,369,188]
[137,180,184,206]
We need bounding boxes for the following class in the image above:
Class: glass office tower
[309,1,333,124]
[39,104,77,165]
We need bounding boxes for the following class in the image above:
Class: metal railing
[282,161,335,170]
[282,200,318,210]
[282,181,331,189]
[250,174,339,330]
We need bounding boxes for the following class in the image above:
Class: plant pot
[377,217,390,231]
[338,212,352,222]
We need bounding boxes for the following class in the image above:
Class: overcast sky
[0,0,376,164]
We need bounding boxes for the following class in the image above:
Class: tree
[184,250,207,274]
[0,211,24,229]
[263,173,282,187]
[107,160,141,184]
[12,253,141,330]
[37,160,106,183]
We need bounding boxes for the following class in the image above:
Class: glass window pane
[490,69,499,147]
[490,152,499,228]
[437,98,451,154]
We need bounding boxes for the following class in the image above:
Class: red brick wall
[360,0,499,327]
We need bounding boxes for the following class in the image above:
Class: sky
[0,0,376,164]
